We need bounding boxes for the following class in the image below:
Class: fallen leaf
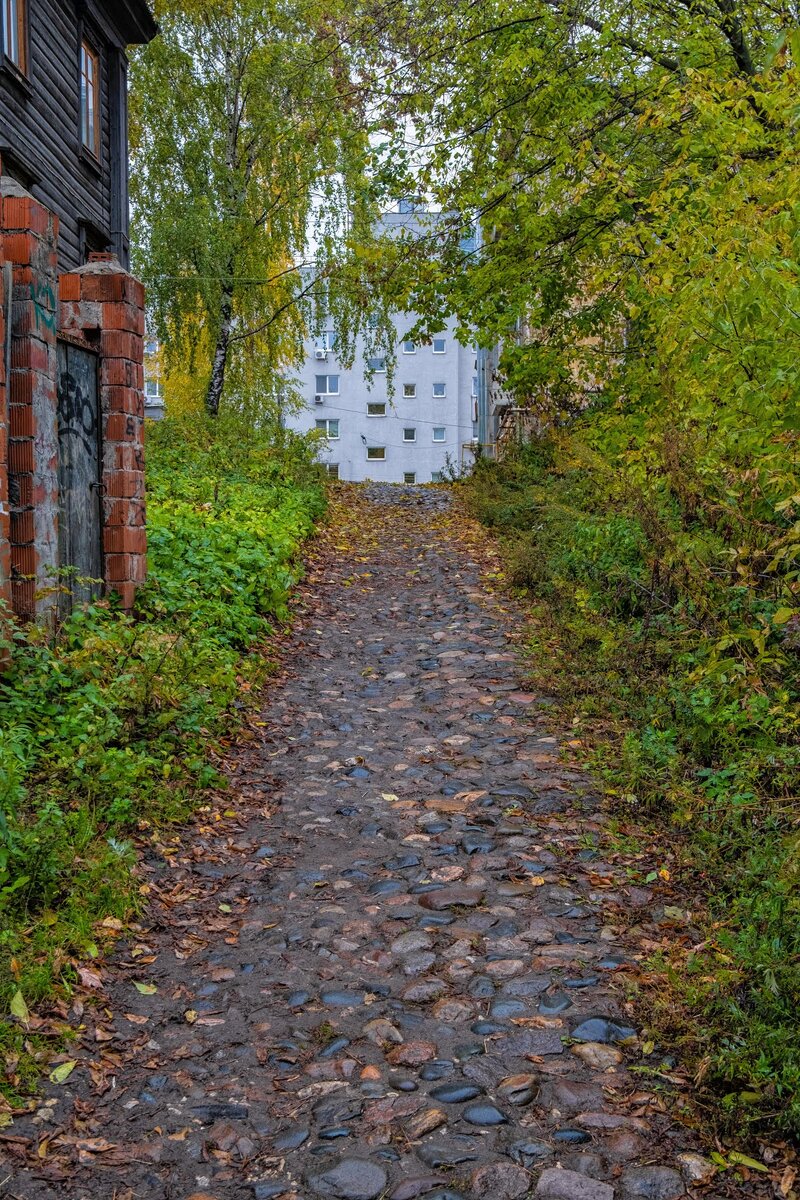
[133,982,158,995]
[728,1151,768,1173]
[184,1009,198,1023]
[77,966,104,990]
[49,1060,77,1084]
[10,990,29,1026]
[123,1012,149,1025]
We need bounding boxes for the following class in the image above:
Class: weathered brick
[109,581,137,610]
[129,553,147,582]
[58,274,82,302]
[103,525,147,555]
[104,553,131,582]
[9,401,34,438]
[10,510,34,544]
[11,544,36,576]
[11,578,36,619]
[9,441,34,473]
[105,471,144,499]
[103,302,145,335]
[100,329,140,361]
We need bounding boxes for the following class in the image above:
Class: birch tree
[129,0,379,417]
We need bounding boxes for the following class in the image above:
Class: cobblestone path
[2,489,731,1200]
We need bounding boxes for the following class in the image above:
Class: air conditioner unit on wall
[314,394,325,405]
[315,348,327,360]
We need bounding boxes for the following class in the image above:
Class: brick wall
[0,229,8,614]
[1,181,59,621]
[0,176,147,621]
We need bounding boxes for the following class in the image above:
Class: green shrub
[0,415,325,1098]
[463,431,800,1138]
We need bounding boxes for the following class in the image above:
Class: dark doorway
[57,340,103,608]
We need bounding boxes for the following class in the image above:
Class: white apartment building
[285,209,480,482]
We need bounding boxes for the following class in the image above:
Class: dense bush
[464,434,800,1139]
[0,415,325,1100]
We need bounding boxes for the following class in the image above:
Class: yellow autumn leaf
[10,989,29,1025]
[49,1060,78,1084]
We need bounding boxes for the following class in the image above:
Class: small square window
[432,427,446,442]
[367,356,386,373]
[367,446,386,461]
[431,471,444,482]
[315,374,339,395]
[432,338,446,354]
[145,379,163,399]
[472,376,479,397]
[403,427,416,442]
[403,383,416,398]
[402,340,416,354]
[432,382,446,398]
[325,463,340,479]
[367,402,386,416]
[403,472,417,484]
[315,418,340,439]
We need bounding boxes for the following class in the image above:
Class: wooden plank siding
[0,0,155,273]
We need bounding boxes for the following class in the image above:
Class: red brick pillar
[0,227,9,615]
[0,180,59,622]
[59,254,146,609]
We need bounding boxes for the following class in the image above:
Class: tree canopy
[129,0,383,416]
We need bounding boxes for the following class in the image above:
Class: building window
[320,330,337,351]
[404,472,416,484]
[403,427,416,442]
[2,0,27,73]
[367,356,386,373]
[81,41,101,157]
[315,374,339,395]
[432,427,446,442]
[367,402,386,416]
[403,383,416,398]
[145,379,163,400]
[472,376,479,397]
[315,418,340,439]
[432,338,446,354]
[366,446,386,460]
[432,382,446,398]
[402,340,416,354]
[325,463,340,479]
[431,471,444,482]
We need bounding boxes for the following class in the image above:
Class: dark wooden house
[0,0,157,272]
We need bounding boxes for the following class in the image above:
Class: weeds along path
[0,487,766,1200]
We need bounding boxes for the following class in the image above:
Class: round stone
[470,1162,531,1200]
[429,1083,480,1103]
[620,1166,686,1199]
[463,1103,507,1125]
[572,1042,624,1070]
[386,1041,437,1067]
[571,1018,636,1044]
[307,1158,388,1200]
[497,1074,537,1106]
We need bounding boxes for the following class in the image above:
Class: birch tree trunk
[205,287,233,416]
